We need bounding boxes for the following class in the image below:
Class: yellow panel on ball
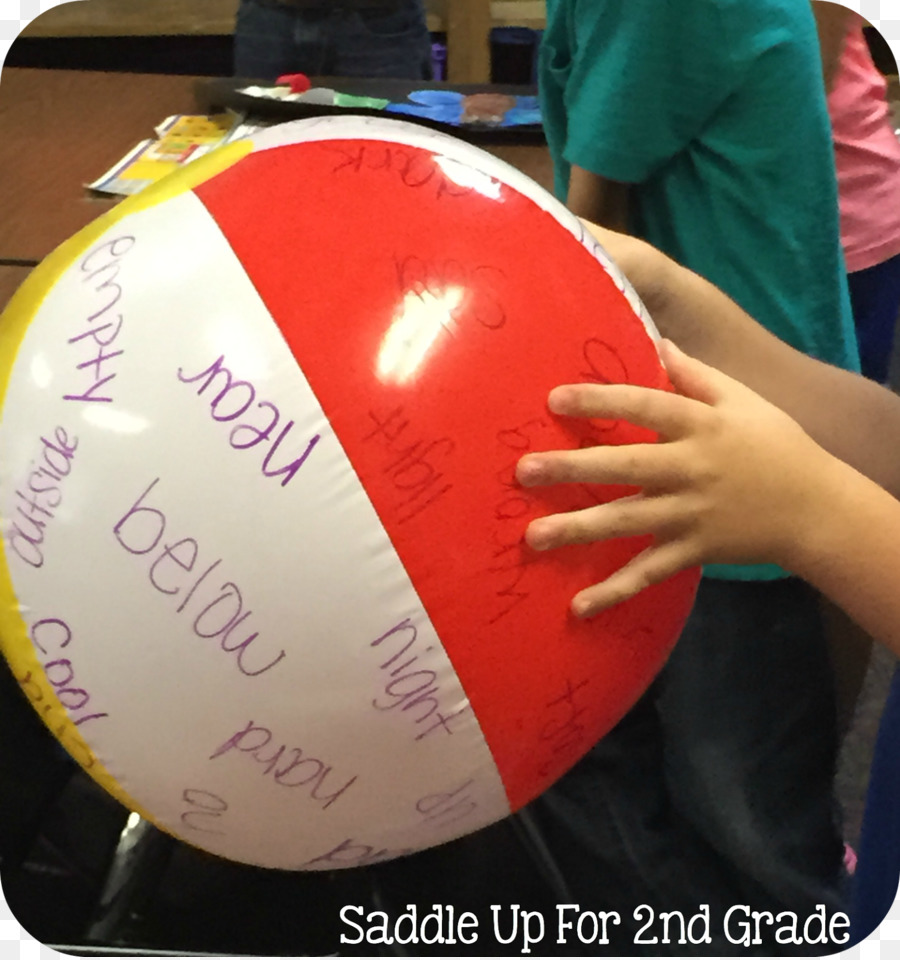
[0,138,254,826]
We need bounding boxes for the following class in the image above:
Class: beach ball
[0,117,698,870]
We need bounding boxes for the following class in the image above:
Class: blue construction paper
[385,90,541,128]
[407,89,465,106]
[386,102,463,124]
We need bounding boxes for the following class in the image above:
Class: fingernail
[525,519,553,551]
[516,456,543,486]
[660,338,683,359]
[547,387,569,414]
[571,594,593,618]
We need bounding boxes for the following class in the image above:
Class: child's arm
[584,221,900,502]
[516,341,900,658]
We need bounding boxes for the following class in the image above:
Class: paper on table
[88,112,265,197]
[240,84,339,106]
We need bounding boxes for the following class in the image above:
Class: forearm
[587,224,900,500]
[649,255,900,502]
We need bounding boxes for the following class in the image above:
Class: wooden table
[0,68,201,264]
[0,265,31,312]
[0,67,553,268]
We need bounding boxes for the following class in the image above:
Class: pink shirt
[829,19,900,273]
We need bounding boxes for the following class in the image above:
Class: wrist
[779,456,885,581]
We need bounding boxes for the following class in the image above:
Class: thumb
[659,339,725,405]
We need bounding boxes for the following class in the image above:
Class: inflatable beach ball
[0,117,698,870]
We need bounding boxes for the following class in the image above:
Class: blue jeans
[527,577,845,954]
[851,666,900,944]
[847,252,900,383]
[234,0,433,80]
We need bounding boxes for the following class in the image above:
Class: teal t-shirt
[539,0,860,581]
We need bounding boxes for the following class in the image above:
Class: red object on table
[276,73,312,94]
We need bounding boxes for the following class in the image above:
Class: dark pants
[851,665,900,944]
[234,0,433,80]
[848,252,900,383]
[527,577,845,955]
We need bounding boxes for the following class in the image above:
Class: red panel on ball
[193,138,698,810]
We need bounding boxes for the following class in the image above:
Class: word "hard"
[8,427,78,569]
[65,235,134,404]
[210,720,357,810]
[177,355,321,487]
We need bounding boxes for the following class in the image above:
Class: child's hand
[516,340,843,617]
